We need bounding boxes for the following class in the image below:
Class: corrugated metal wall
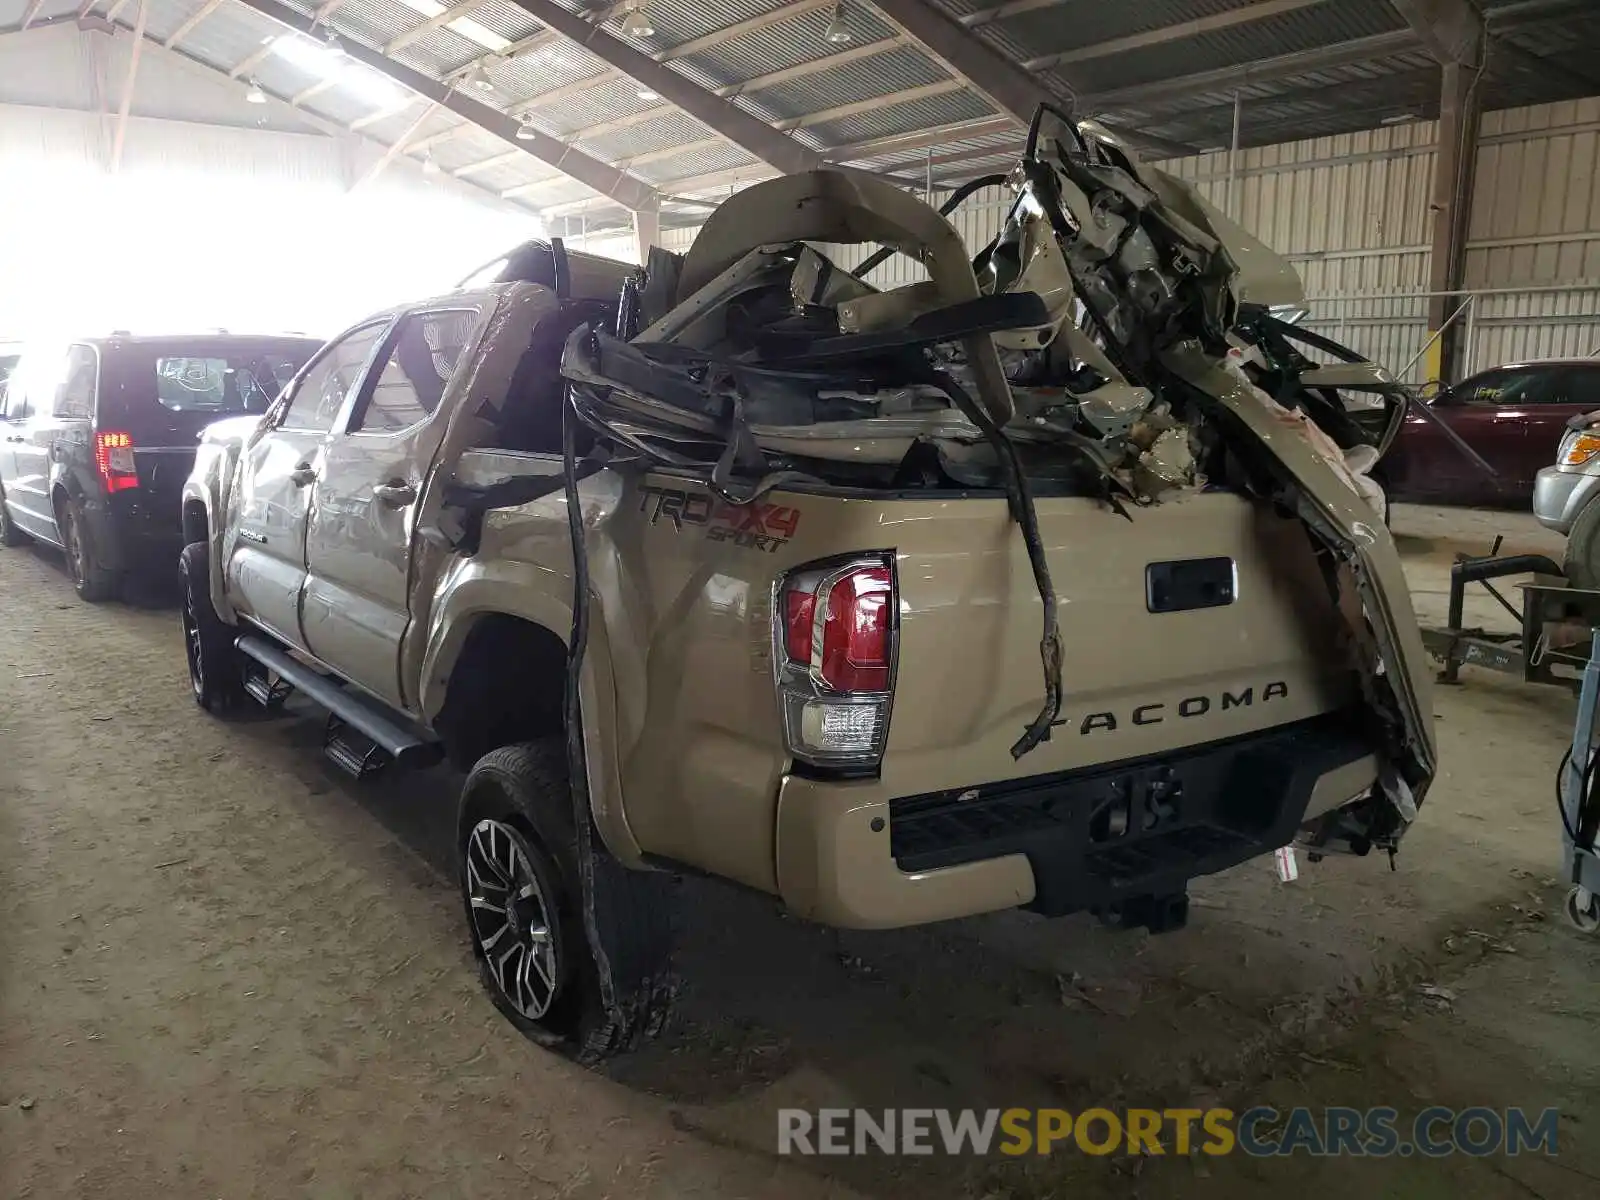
[650,94,1600,380]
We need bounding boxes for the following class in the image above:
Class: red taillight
[784,589,815,664]
[94,431,138,493]
[776,557,897,768]
[781,563,893,694]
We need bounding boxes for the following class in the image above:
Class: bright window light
[271,33,341,73]
[391,0,510,53]
[270,35,407,108]
[342,67,408,107]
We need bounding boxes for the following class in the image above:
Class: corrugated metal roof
[389,25,481,76]
[179,13,280,73]
[324,0,433,56]
[74,0,1600,223]
[621,0,775,51]
[1003,0,1317,61]
[577,109,712,160]
[139,0,208,45]
[302,85,389,125]
[849,125,1024,173]
[468,158,555,190]
[637,140,756,183]
[676,5,899,91]
[529,73,667,135]
[465,0,544,43]
[1062,0,1407,94]
[804,89,996,150]
[745,43,948,123]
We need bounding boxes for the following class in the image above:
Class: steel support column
[631,208,661,264]
[1391,0,1485,381]
[1425,59,1482,381]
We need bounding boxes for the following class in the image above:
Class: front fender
[419,558,645,868]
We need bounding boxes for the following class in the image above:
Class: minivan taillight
[776,556,896,768]
[94,431,138,493]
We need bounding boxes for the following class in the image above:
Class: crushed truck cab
[181,113,1434,1062]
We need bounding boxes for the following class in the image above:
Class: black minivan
[0,334,321,600]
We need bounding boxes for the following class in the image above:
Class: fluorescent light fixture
[620,4,654,38]
[245,79,268,105]
[637,88,659,100]
[824,3,851,44]
[1381,112,1419,125]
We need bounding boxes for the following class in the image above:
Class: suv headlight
[1560,430,1600,467]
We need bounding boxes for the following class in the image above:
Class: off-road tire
[458,739,673,1063]
[179,541,244,713]
[58,497,118,601]
[1564,498,1600,590]
[0,485,29,547]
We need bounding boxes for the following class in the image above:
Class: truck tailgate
[870,489,1355,797]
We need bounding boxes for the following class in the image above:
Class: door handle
[373,481,417,507]
[289,463,317,486]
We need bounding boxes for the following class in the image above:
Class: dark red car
[1379,359,1600,506]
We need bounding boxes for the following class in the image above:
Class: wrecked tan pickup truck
[180,108,1435,1061]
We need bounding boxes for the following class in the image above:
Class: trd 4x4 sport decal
[636,484,802,554]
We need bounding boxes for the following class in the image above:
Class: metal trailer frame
[1560,638,1600,931]
[1421,543,1600,690]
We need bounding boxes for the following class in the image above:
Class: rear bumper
[1533,466,1600,534]
[84,490,185,573]
[774,713,1378,929]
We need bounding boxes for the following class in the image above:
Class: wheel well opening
[435,614,568,771]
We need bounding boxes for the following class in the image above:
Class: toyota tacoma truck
[180,108,1436,1062]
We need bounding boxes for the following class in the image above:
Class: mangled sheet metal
[559,103,1435,844]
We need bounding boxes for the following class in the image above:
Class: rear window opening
[154,355,298,415]
[102,338,322,441]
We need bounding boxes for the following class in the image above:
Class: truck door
[301,307,478,710]
[226,321,388,651]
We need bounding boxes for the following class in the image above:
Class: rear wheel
[458,740,673,1062]
[179,541,244,713]
[58,498,118,602]
[0,486,28,547]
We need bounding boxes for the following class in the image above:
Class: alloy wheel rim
[182,593,204,697]
[465,818,560,1020]
[63,513,85,584]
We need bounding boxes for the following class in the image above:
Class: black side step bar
[235,634,443,770]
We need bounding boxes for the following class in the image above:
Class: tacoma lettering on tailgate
[1050,681,1289,736]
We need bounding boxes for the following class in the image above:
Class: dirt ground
[2,503,1599,1199]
